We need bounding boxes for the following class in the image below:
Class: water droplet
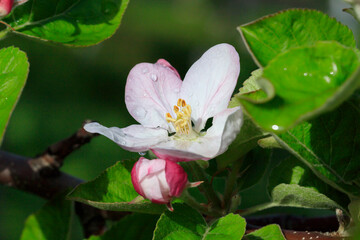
[138,152,146,156]
[125,96,131,101]
[303,72,308,76]
[121,141,126,145]
[135,107,147,119]
[143,93,148,97]
[272,125,279,130]
[142,67,149,74]
[151,74,158,82]
[324,76,331,83]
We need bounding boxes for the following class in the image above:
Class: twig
[28,120,98,177]
[0,121,126,238]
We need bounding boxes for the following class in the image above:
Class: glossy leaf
[0,47,29,144]
[239,9,356,67]
[274,101,360,197]
[20,195,73,240]
[269,156,350,211]
[4,0,129,46]
[237,41,360,132]
[67,161,166,214]
[244,224,285,240]
[88,213,158,240]
[153,204,246,240]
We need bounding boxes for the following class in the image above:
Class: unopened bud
[131,158,188,208]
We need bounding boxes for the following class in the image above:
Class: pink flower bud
[0,0,28,17]
[0,0,13,17]
[131,157,188,205]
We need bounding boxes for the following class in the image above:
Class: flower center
[166,98,193,135]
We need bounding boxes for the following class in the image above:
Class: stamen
[165,98,193,135]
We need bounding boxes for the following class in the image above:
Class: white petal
[152,107,243,161]
[125,62,182,131]
[84,122,169,152]
[180,44,240,132]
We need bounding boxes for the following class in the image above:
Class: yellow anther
[166,98,193,135]
[181,99,186,107]
[174,106,179,113]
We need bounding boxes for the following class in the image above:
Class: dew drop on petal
[142,67,149,74]
[143,92,148,97]
[151,74,158,82]
[135,107,147,119]
[121,141,126,145]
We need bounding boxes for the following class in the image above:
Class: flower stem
[180,190,222,217]
[237,202,275,216]
[187,161,222,211]
[223,158,244,212]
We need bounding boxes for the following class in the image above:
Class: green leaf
[20,195,73,240]
[244,224,285,240]
[270,183,342,210]
[4,0,129,46]
[88,213,158,240]
[0,47,29,144]
[237,41,360,132]
[153,204,246,240]
[268,156,350,211]
[67,161,166,214]
[236,148,271,193]
[274,101,360,197]
[239,9,355,67]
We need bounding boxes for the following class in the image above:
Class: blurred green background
[0,0,357,239]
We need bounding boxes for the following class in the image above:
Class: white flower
[84,44,243,161]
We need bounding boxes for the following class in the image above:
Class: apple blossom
[84,43,243,161]
[131,157,198,210]
[0,0,28,17]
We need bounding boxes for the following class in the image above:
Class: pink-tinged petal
[84,122,169,152]
[140,166,170,202]
[151,107,243,161]
[156,59,181,79]
[125,61,182,131]
[165,160,188,197]
[180,44,240,132]
[0,0,13,17]
[151,148,210,162]
[131,159,145,197]
[137,158,166,182]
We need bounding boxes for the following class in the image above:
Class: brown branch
[0,121,126,237]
